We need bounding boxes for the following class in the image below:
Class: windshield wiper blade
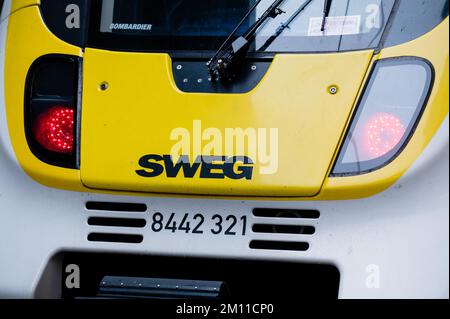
[207,0,286,82]
[259,0,315,52]
[321,0,333,31]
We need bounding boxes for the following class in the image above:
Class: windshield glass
[89,0,396,53]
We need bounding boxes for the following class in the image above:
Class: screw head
[176,64,183,70]
[99,82,109,91]
[328,85,338,95]
[251,65,257,71]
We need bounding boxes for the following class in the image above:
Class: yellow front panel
[80,49,372,197]
[4,6,446,199]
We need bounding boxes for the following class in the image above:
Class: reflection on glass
[98,0,395,52]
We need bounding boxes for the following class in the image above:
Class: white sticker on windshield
[308,15,361,37]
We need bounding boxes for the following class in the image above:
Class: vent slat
[86,202,147,212]
[88,217,146,228]
[249,240,309,251]
[253,209,320,219]
[252,224,315,235]
[88,233,143,244]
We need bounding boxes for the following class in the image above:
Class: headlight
[332,58,434,176]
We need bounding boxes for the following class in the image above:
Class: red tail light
[363,113,406,159]
[332,57,433,176]
[25,55,80,168]
[33,106,75,154]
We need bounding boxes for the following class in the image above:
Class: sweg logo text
[136,120,279,179]
[137,155,253,180]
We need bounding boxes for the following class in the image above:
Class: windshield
[89,0,396,53]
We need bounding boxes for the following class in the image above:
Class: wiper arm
[207,0,286,82]
[321,0,333,31]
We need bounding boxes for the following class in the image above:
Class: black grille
[250,208,319,252]
[86,201,146,244]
